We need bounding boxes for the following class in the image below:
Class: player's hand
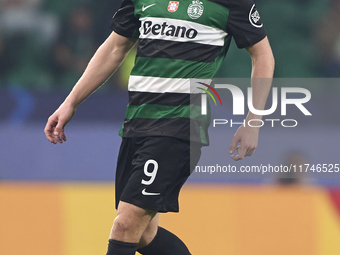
[229,124,259,161]
[44,103,76,144]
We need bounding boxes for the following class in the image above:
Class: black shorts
[115,136,202,212]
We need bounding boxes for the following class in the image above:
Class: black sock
[137,227,191,255]
[106,239,138,255]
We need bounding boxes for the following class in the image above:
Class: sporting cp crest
[168,1,179,13]
[187,0,204,19]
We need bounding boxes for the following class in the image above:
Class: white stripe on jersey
[139,17,228,46]
[128,75,212,94]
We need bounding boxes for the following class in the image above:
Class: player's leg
[137,213,191,255]
[106,138,153,255]
[135,138,202,255]
[138,213,160,249]
[106,201,157,255]
[110,136,201,254]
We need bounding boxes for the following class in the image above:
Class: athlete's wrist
[246,112,263,121]
[63,96,80,110]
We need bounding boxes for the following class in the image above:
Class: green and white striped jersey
[111,0,266,145]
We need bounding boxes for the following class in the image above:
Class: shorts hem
[118,197,179,213]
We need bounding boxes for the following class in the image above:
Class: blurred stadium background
[1,0,340,254]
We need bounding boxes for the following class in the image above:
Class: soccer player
[44,0,274,254]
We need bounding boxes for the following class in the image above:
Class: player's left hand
[229,125,259,161]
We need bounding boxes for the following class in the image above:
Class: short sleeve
[110,0,140,38]
[227,0,266,49]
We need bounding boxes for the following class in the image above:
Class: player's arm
[44,32,137,144]
[229,36,275,161]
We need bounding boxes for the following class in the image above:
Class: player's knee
[110,202,157,240]
[111,215,132,236]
